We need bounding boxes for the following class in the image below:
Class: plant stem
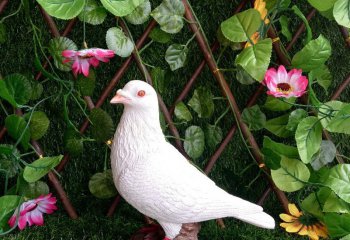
[214,107,229,126]
[0,1,22,23]
[139,39,154,55]
[0,100,8,116]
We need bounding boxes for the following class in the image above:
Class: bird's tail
[234,211,275,229]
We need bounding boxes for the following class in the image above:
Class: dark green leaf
[333,0,350,28]
[89,170,117,199]
[89,108,114,142]
[221,9,261,42]
[0,195,21,230]
[187,86,214,118]
[324,213,350,238]
[291,34,332,72]
[36,0,85,19]
[4,74,32,106]
[29,78,43,101]
[76,69,96,96]
[322,164,350,203]
[24,111,50,140]
[265,114,294,138]
[241,105,266,130]
[151,67,166,94]
[0,145,20,178]
[235,38,272,81]
[261,147,281,170]
[235,66,255,85]
[174,102,192,122]
[149,27,172,44]
[23,155,63,183]
[18,180,49,199]
[310,140,336,171]
[64,127,83,156]
[263,96,296,111]
[217,27,242,50]
[165,44,188,71]
[184,126,205,159]
[0,22,6,44]
[49,37,78,72]
[301,187,331,220]
[150,0,185,34]
[100,0,144,17]
[0,80,17,107]
[205,124,223,150]
[125,0,151,25]
[106,27,134,58]
[279,16,292,41]
[263,136,299,159]
[5,115,30,150]
[286,109,308,131]
[78,0,107,25]
[291,5,312,44]
[324,191,350,213]
[309,65,332,93]
[266,0,291,10]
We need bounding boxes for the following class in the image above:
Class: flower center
[277,82,292,93]
[298,214,320,226]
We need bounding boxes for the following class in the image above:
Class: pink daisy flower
[8,193,57,230]
[62,48,115,77]
[263,65,308,98]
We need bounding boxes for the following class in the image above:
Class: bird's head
[110,80,158,111]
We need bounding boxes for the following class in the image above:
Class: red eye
[137,90,146,97]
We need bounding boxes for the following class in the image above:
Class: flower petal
[62,50,76,58]
[29,209,44,226]
[280,221,303,233]
[81,59,90,77]
[277,65,288,83]
[288,203,302,217]
[17,213,28,230]
[89,57,100,67]
[279,213,297,223]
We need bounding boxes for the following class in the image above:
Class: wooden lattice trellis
[1,0,350,238]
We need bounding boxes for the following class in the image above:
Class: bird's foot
[130,223,165,240]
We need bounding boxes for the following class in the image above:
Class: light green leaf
[24,111,50,141]
[149,27,172,44]
[205,124,223,150]
[334,0,350,28]
[286,109,308,131]
[307,0,337,11]
[301,187,331,220]
[89,170,117,199]
[5,115,30,150]
[49,37,78,72]
[291,5,312,44]
[150,0,185,34]
[125,0,151,25]
[235,38,272,81]
[326,104,350,134]
[89,108,114,142]
[341,234,350,240]
[279,16,292,41]
[264,96,296,111]
[23,155,63,183]
[263,136,299,159]
[265,114,294,138]
[36,0,85,19]
[106,27,134,58]
[165,44,188,71]
[4,74,32,106]
[310,140,336,171]
[221,9,261,42]
[295,116,322,164]
[174,102,192,122]
[18,181,50,199]
[76,69,96,96]
[241,105,266,130]
[100,0,144,17]
[0,22,6,44]
[309,65,332,93]
[235,66,255,85]
[324,213,350,238]
[187,87,214,118]
[324,191,350,213]
[217,27,242,51]
[271,157,310,192]
[78,0,107,25]
[291,35,332,72]
[322,164,350,203]
[318,100,345,129]
[0,195,21,230]
[184,126,205,159]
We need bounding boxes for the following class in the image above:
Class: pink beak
[110,90,131,104]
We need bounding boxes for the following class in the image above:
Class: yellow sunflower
[280,203,328,240]
[244,32,260,48]
[254,0,270,24]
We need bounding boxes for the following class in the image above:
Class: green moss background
[1,0,350,239]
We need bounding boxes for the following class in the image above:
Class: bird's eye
[137,90,146,97]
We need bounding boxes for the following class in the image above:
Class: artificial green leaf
[4,74,32,106]
[307,0,337,11]
[286,109,308,131]
[5,115,30,150]
[78,0,107,25]
[24,111,50,140]
[0,145,20,178]
[100,0,144,17]
[76,69,96,96]
[151,67,166,94]
[265,0,291,10]
[205,124,223,150]
[271,157,310,192]
[0,22,6,44]
[324,191,350,213]
[263,136,299,159]
[23,155,63,183]
[295,116,322,164]
[187,87,214,118]
[0,195,21,230]
[309,65,332,93]
[174,102,192,122]
[322,164,350,203]
[264,96,296,111]
[236,66,255,85]
[184,126,205,159]
[326,104,350,134]
[324,213,350,238]
[265,114,294,138]
[341,234,350,240]
[241,105,266,130]
[149,27,172,43]
[18,180,50,199]
[49,37,78,72]
[165,44,188,71]
[217,27,242,51]
[291,35,332,72]
[311,140,336,171]
[64,127,83,156]
[318,100,345,129]
[89,108,114,142]
[36,0,85,19]
[301,187,331,220]
[0,80,17,107]
[334,0,350,28]
[29,78,43,101]
[125,0,151,25]
[235,38,272,81]
[89,170,117,199]
[150,0,185,34]
[291,5,312,44]
[279,15,292,41]
[261,147,281,170]
[221,9,261,42]
[106,27,134,57]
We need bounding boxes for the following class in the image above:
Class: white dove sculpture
[110,80,275,240]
